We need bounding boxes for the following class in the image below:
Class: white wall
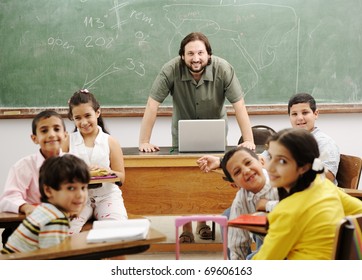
[0,112,361,195]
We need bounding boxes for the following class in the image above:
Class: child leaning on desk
[252,128,362,260]
[220,147,278,260]
[1,154,89,254]
[62,89,128,234]
[0,110,67,246]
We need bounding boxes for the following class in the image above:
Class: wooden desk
[0,228,166,260]
[344,188,362,199]
[122,147,238,216]
[0,212,25,228]
[228,223,268,236]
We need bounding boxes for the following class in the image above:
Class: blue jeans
[246,234,263,260]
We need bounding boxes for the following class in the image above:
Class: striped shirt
[1,203,70,254]
[228,169,279,260]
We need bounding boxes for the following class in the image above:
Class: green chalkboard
[1,0,362,110]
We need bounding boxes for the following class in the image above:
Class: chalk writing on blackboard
[0,0,361,110]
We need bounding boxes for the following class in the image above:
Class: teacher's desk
[122,146,240,216]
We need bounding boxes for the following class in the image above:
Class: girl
[252,128,362,260]
[63,89,128,234]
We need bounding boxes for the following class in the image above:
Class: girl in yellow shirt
[252,128,362,260]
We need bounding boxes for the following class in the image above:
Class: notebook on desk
[178,119,226,152]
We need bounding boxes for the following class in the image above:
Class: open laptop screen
[178,119,226,152]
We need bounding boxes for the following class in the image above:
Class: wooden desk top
[122,146,266,168]
[0,228,166,260]
[228,223,268,236]
[343,188,362,199]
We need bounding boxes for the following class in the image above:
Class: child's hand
[196,155,220,172]
[19,203,37,216]
[256,198,268,211]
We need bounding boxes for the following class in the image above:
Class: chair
[332,214,362,259]
[336,154,362,189]
[238,125,276,146]
[175,215,228,260]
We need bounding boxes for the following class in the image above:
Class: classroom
[0,0,362,263]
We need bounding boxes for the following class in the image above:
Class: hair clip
[80,89,89,93]
[312,158,324,172]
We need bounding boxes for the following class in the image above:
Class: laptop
[178,119,226,152]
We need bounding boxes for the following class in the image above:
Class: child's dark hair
[67,89,110,134]
[287,92,317,114]
[267,128,324,200]
[39,154,90,203]
[32,110,66,135]
[221,146,259,182]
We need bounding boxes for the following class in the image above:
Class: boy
[1,154,89,254]
[257,93,341,210]
[0,110,67,246]
[219,146,278,260]
[288,92,340,183]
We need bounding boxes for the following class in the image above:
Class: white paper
[86,219,150,243]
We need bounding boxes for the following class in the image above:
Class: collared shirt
[149,55,244,146]
[228,169,279,260]
[0,150,47,213]
[312,127,340,180]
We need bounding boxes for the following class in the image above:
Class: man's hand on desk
[138,143,160,152]
[196,155,221,173]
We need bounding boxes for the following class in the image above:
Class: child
[63,89,127,234]
[1,154,89,254]
[219,146,278,260]
[257,92,341,211]
[288,92,340,182]
[252,128,362,260]
[0,110,67,246]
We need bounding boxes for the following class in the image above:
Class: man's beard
[186,62,207,74]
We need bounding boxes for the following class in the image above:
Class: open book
[228,213,267,226]
[86,219,151,243]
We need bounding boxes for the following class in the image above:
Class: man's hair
[178,32,213,57]
[287,93,317,114]
[32,110,66,135]
[39,154,90,202]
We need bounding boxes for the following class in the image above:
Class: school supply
[86,219,150,243]
[178,119,226,152]
[89,168,110,177]
[228,213,267,226]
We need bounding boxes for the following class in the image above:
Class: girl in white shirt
[63,89,127,234]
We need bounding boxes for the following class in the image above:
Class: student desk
[0,212,25,228]
[228,222,268,236]
[343,188,362,200]
[122,146,239,216]
[0,228,166,260]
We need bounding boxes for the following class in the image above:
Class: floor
[0,216,227,260]
[125,215,226,260]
